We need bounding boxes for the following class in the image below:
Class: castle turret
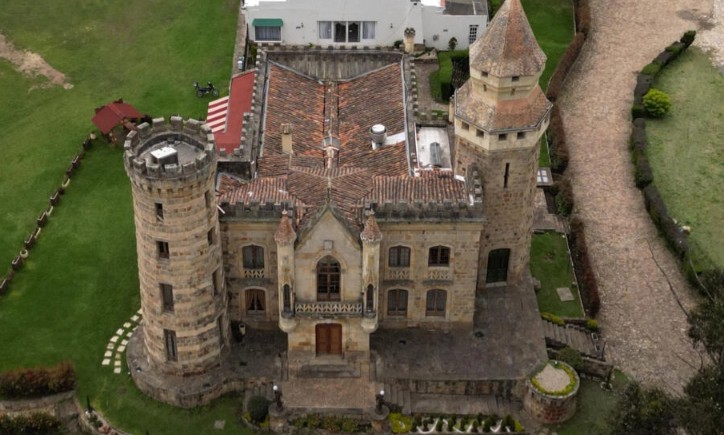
[124,117,228,376]
[453,0,552,287]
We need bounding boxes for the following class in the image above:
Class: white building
[244,0,488,50]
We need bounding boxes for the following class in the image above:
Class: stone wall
[0,391,79,433]
[378,222,481,328]
[124,117,228,377]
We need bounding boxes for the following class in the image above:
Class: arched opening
[245,288,265,314]
[387,289,408,317]
[316,256,341,301]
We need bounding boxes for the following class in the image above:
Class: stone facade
[124,117,229,377]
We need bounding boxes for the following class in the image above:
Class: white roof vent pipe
[370,124,387,150]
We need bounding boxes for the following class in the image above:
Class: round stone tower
[124,116,228,377]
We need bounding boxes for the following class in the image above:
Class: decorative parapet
[294,301,363,317]
[385,268,410,281]
[123,117,216,182]
[219,201,297,221]
[362,199,483,222]
[426,268,451,281]
[243,269,265,279]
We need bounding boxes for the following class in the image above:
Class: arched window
[366,284,375,313]
[426,289,447,316]
[387,289,408,317]
[317,256,341,301]
[283,284,291,313]
[242,245,265,269]
[246,289,265,313]
[486,248,511,283]
[428,246,450,266]
[389,246,411,267]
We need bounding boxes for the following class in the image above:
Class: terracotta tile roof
[274,210,297,245]
[364,171,468,205]
[217,174,297,206]
[469,0,546,77]
[455,81,551,131]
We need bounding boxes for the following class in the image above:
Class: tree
[448,37,458,51]
[678,364,724,435]
[688,269,724,365]
[609,383,677,435]
[643,88,671,118]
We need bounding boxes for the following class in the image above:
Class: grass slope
[523,0,575,89]
[0,1,248,433]
[646,48,724,269]
[531,232,584,318]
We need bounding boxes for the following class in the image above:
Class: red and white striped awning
[206,96,229,133]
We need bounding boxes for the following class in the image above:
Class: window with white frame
[469,25,479,44]
[255,26,281,41]
[321,21,374,43]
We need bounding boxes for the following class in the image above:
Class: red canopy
[92,99,143,134]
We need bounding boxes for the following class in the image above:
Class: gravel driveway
[557,0,717,394]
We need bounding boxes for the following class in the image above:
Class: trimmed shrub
[631,103,647,119]
[586,318,599,332]
[665,41,686,56]
[0,362,75,399]
[654,50,676,67]
[641,62,661,76]
[680,30,696,47]
[569,217,601,316]
[555,176,574,216]
[541,312,565,326]
[557,346,584,371]
[643,88,671,118]
[448,37,458,51]
[546,32,586,102]
[633,151,654,188]
[247,395,271,423]
[0,413,62,434]
[574,0,592,36]
[642,186,689,259]
[548,106,569,173]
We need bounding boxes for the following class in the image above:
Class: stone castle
[124,0,551,415]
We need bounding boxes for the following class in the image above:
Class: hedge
[0,413,62,434]
[569,217,601,316]
[642,185,689,259]
[554,176,574,216]
[548,105,569,173]
[546,32,586,103]
[573,0,592,36]
[0,362,75,399]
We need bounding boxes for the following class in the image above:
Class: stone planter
[524,360,579,424]
[20,249,29,259]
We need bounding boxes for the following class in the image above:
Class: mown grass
[0,1,249,433]
[548,370,630,435]
[531,232,584,318]
[646,47,724,270]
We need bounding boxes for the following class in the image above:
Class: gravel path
[558,0,717,394]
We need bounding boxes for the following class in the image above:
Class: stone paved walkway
[558,0,714,394]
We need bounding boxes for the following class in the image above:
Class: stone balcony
[425,267,451,282]
[294,301,364,318]
[385,267,411,281]
[243,268,265,279]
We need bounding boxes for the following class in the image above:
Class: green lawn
[547,370,630,435]
[531,232,584,318]
[523,0,575,89]
[0,1,250,433]
[646,47,724,270]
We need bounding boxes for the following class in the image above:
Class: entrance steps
[541,320,604,360]
[280,378,382,412]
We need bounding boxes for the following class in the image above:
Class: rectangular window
[476,129,485,138]
[255,26,281,41]
[362,21,376,39]
[334,21,347,42]
[318,21,332,39]
[333,21,362,43]
[461,122,469,131]
[387,289,408,317]
[504,162,510,188]
[242,245,265,269]
[161,283,174,312]
[498,134,507,141]
[212,270,220,296]
[155,203,164,221]
[469,25,479,44]
[512,76,520,82]
[246,289,265,312]
[482,71,489,77]
[347,21,360,42]
[207,228,214,246]
[517,132,525,140]
[426,290,447,316]
[164,329,177,361]
[205,190,213,209]
[389,246,411,268]
[428,246,451,266]
[157,241,169,259]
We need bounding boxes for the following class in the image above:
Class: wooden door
[315,324,342,355]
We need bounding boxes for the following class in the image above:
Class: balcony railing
[294,301,363,316]
[385,268,410,281]
[243,268,265,279]
[426,268,451,281]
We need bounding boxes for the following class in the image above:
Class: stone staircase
[542,320,604,360]
[382,382,412,414]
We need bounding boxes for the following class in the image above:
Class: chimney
[281,123,293,155]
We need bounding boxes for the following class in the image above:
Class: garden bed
[531,232,584,318]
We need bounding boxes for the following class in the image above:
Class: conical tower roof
[469,0,546,77]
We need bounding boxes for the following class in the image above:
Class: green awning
[252,18,283,27]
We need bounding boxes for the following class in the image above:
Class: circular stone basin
[533,362,577,395]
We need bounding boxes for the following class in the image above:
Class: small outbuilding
[91,99,145,142]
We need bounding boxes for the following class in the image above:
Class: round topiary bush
[247,395,271,423]
[643,88,671,118]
